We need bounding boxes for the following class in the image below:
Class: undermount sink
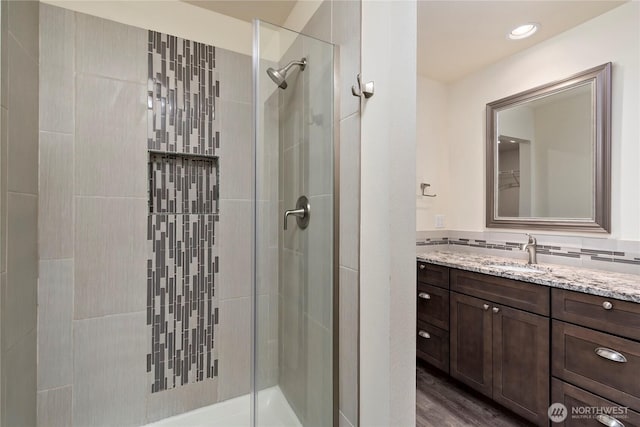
[486,264,545,274]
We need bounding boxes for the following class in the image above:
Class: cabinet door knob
[418,292,431,300]
[483,304,490,311]
[492,307,500,314]
[596,414,625,427]
[602,301,613,310]
[419,264,426,270]
[595,347,627,363]
[418,330,430,339]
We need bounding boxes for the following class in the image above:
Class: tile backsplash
[417,230,640,274]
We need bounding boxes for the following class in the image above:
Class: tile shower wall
[37,5,254,425]
[1,1,39,424]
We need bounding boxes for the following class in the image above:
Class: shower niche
[148,151,219,216]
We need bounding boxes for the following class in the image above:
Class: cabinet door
[450,292,493,398]
[493,304,550,426]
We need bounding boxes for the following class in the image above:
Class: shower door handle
[284,196,311,230]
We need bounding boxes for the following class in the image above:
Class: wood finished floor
[416,361,535,427]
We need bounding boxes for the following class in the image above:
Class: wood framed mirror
[486,62,611,233]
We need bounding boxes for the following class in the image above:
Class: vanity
[416,252,640,427]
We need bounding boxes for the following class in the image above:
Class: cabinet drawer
[552,320,640,411]
[451,269,549,316]
[552,288,640,341]
[552,378,640,427]
[417,320,449,373]
[417,283,449,331]
[417,262,449,289]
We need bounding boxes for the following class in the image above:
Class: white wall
[416,75,449,231]
[418,1,640,239]
[360,1,416,426]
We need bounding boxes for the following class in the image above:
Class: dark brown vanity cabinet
[417,260,640,427]
[450,271,550,426]
[551,288,640,426]
[416,262,450,373]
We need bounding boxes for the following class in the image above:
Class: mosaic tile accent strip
[417,237,640,265]
[147,31,219,155]
[147,214,219,392]
[147,30,220,393]
[148,153,219,215]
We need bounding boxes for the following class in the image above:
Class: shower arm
[281,59,307,73]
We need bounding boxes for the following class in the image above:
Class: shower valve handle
[284,196,311,230]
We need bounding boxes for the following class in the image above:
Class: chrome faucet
[522,233,537,264]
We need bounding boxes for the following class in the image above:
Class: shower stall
[1,1,340,425]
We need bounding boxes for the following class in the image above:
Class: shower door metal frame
[331,44,341,427]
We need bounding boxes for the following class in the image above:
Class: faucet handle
[525,233,536,244]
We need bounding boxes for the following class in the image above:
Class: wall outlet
[435,214,445,229]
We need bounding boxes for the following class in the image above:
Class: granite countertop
[417,250,640,303]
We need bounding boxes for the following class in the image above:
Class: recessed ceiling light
[508,23,539,40]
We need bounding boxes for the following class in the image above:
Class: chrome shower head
[266,58,307,90]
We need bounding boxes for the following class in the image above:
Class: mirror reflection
[496,83,594,219]
[486,62,611,233]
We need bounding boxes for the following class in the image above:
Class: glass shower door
[253,20,335,427]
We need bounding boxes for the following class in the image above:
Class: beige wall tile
[5,193,38,348]
[73,312,147,427]
[7,0,39,62]
[76,13,146,84]
[7,36,39,194]
[339,114,360,271]
[74,197,147,319]
[39,132,74,259]
[219,100,253,200]
[4,328,37,427]
[217,48,251,104]
[38,259,73,391]
[333,0,361,119]
[75,75,146,198]
[37,386,72,427]
[339,266,358,426]
[218,199,252,300]
[217,296,251,401]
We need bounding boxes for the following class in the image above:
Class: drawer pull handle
[596,414,625,427]
[418,292,431,300]
[418,330,430,339]
[595,347,627,363]
[483,304,490,311]
[492,307,500,313]
[419,264,426,270]
[602,301,613,310]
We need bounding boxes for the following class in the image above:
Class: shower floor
[145,386,301,427]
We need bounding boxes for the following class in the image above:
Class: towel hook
[421,183,436,197]
[351,74,374,99]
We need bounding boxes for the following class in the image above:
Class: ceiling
[183,0,296,26]
[183,1,627,83]
[418,0,627,83]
